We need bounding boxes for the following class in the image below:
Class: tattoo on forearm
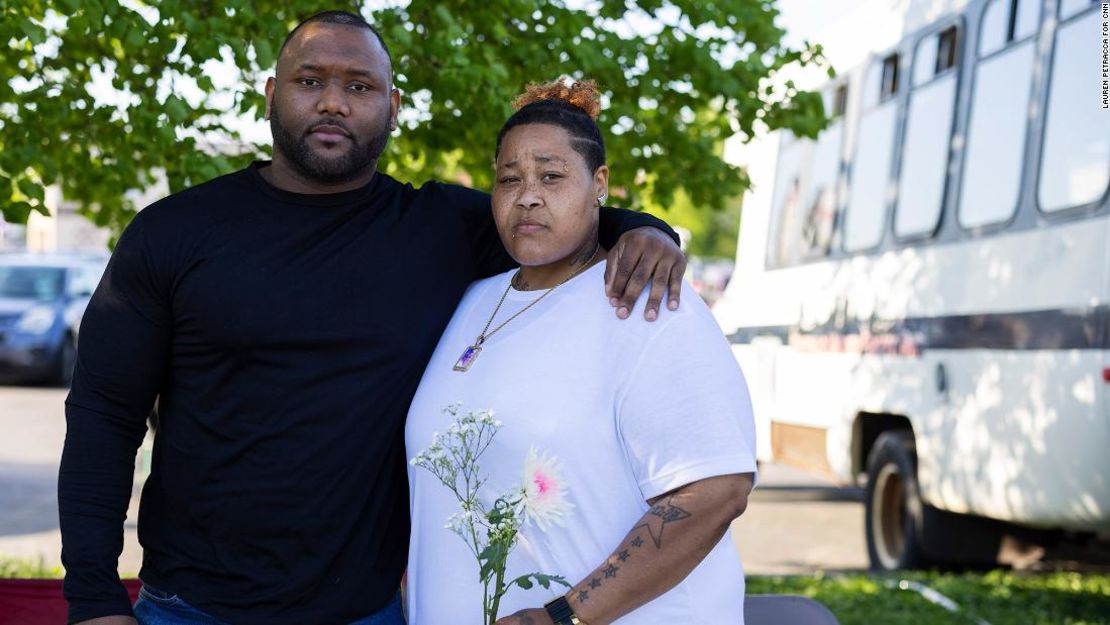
[632,497,692,549]
[574,500,693,603]
[575,562,620,600]
[517,614,536,625]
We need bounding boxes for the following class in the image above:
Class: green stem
[483,566,493,625]
[488,555,508,624]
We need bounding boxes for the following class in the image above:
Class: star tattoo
[618,549,630,562]
[603,564,620,579]
[588,577,601,589]
[632,498,692,548]
[577,590,590,603]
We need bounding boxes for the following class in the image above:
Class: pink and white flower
[520,446,574,531]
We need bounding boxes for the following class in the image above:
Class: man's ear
[263,77,276,120]
[389,87,401,131]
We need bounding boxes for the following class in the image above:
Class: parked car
[0,253,107,385]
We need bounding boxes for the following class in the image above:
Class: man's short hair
[279,10,393,70]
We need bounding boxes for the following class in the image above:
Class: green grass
[748,571,1110,625]
[4,555,1106,624]
[0,555,63,579]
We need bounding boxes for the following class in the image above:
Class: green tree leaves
[0,0,827,253]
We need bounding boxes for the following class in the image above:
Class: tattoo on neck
[572,242,598,267]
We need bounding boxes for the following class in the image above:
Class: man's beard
[269,103,391,186]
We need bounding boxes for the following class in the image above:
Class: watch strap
[543,595,582,625]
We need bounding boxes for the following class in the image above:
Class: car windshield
[0,266,65,300]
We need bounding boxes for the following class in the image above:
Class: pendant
[453,344,482,372]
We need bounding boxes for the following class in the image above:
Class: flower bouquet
[410,403,573,624]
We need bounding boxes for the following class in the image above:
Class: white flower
[477,410,500,427]
[520,446,574,532]
[445,508,477,536]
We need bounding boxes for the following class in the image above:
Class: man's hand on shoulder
[74,616,137,625]
[604,226,686,321]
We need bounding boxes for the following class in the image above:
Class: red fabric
[0,579,141,625]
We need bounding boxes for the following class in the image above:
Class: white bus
[714,0,1110,570]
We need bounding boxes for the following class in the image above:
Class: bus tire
[865,430,927,570]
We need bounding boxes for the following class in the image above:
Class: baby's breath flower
[411,403,571,622]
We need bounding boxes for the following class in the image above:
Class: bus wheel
[865,430,926,570]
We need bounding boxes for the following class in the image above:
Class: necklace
[453,243,601,372]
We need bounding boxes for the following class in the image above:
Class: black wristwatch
[544,595,585,625]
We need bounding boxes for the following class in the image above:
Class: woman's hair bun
[512,77,602,120]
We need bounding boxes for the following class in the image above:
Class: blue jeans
[133,584,406,625]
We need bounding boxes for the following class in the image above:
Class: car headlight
[17,306,57,335]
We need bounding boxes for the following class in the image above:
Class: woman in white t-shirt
[405,79,757,625]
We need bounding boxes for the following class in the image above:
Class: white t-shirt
[405,263,757,624]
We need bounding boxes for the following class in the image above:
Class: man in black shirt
[59,11,685,625]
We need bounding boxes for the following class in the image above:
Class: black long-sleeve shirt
[58,162,676,625]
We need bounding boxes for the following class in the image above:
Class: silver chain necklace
[453,244,600,372]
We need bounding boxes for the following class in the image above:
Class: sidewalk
[2,456,868,577]
[0,464,144,575]
[731,462,868,575]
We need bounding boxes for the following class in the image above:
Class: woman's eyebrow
[499,154,567,168]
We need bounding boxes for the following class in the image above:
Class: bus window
[978,0,1008,55]
[979,0,1039,56]
[896,26,960,238]
[1060,0,1096,19]
[880,53,900,102]
[911,34,938,87]
[846,57,899,251]
[767,136,812,267]
[768,87,848,267]
[802,86,844,256]
[1012,0,1040,39]
[958,0,1037,229]
[1039,6,1110,212]
[936,26,958,73]
[832,84,849,119]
